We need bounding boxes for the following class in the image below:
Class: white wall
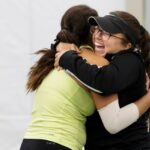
[0,0,129,150]
[125,0,144,24]
[30,0,126,50]
[145,0,150,32]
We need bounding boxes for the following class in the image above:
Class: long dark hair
[110,11,150,78]
[27,5,98,92]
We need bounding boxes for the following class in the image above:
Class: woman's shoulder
[79,49,109,66]
[114,50,142,62]
[112,50,144,70]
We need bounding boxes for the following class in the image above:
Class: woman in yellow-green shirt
[20,5,99,150]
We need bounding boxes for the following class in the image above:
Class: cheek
[107,41,124,53]
[104,40,116,53]
[104,41,110,49]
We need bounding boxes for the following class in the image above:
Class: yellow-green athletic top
[24,69,95,150]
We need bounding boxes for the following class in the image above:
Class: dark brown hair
[110,11,150,78]
[26,5,98,92]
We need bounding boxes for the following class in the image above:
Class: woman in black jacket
[55,11,150,150]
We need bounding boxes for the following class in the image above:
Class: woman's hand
[54,42,80,69]
[56,42,80,52]
[54,50,67,68]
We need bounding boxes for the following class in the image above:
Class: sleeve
[97,100,139,134]
[59,51,140,94]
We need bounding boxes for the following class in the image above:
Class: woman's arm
[55,43,140,94]
[80,49,150,134]
[91,92,149,134]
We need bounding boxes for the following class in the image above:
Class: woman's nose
[94,31,102,40]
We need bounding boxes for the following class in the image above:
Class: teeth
[94,42,103,47]
[95,45,103,48]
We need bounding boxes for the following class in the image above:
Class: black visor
[88,15,139,46]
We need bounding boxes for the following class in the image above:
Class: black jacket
[59,49,150,150]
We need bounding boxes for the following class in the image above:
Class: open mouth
[94,43,106,56]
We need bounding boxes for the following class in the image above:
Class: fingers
[56,42,79,52]
[70,44,80,53]
[55,66,63,71]
[146,73,150,91]
[54,51,66,68]
[56,42,72,52]
[56,42,66,52]
[54,52,61,68]
[55,42,79,70]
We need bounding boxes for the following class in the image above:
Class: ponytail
[26,29,80,92]
[26,47,55,92]
[138,26,150,77]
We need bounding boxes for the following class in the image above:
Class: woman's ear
[125,42,132,49]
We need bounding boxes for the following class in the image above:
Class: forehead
[92,25,107,32]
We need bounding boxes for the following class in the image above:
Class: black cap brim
[88,16,122,34]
